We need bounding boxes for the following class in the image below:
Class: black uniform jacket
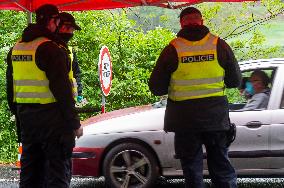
[6,24,81,143]
[149,25,241,133]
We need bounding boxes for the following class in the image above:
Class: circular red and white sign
[98,46,112,96]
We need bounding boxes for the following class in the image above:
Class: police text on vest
[182,54,214,63]
[12,55,33,61]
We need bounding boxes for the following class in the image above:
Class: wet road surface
[1,165,284,188]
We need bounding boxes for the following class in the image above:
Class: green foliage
[0,11,26,163]
[1,1,284,162]
[126,7,180,32]
[230,31,283,61]
[71,10,175,112]
[0,62,17,163]
[0,102,17,162]
[226,88,246,104]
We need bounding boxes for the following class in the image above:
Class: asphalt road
[1,165,284,188]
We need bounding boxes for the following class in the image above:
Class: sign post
[98,46,112,113]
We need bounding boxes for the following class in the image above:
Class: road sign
[98,46,112,96]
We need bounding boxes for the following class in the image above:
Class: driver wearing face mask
[242,70,270,110]
[58,12,84,103]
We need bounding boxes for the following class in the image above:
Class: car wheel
[103,143,159,188]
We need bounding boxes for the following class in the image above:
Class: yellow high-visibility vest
[168,33,225,101]
[68,46,78,98]
[12,37,76,104]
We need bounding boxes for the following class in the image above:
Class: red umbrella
[0,0,257,12]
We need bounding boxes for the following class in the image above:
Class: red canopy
[0,0,257,12]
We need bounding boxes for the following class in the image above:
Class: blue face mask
[245,81,254,95]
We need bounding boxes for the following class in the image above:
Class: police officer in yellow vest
[57,12,84,103]
[6,4,82,188]
[149,7,241,188]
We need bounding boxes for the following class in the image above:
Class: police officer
[6,4,83,188]
[57,12,84,103]
[149,7,241,188]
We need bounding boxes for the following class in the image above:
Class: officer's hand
[74,127,83,139]
[77,95,83,103]
[75,96,88,108]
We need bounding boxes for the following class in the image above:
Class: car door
[228,67,277,175]
[267,66,284,172]
[229,110,271,174]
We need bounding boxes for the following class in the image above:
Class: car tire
[103,142,159,188]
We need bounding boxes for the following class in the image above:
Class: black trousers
[19,140,73,188]
[175,131,237,188]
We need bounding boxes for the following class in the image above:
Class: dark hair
[179,7,202,21]
[35,4,59,26]
[251,70,270,87]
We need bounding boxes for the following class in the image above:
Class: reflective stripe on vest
[169,33,225,101]
[68,46,78,97]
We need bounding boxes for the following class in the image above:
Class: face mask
[245,81,254,95]
[58,33,74,43]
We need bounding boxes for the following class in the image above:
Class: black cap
[35,4,59,23]
[59,12,81,31]
[179,7,202,20]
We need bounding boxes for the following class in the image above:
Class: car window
[228,68,274,111]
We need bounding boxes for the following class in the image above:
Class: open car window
[229,68,275,111]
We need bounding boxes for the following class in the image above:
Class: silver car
[72,58,284,188]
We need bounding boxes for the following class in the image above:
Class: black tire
[103,143,159,188]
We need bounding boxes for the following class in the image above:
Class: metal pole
[27,11,32,24]
[101,94,106,113]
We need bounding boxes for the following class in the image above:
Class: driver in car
[242,70,270,110]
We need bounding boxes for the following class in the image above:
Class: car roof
[239,58,284,71]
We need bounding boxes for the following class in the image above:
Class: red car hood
[81,105,153,126]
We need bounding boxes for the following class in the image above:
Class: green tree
[0,11,26,162]
[72,10,175,111]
